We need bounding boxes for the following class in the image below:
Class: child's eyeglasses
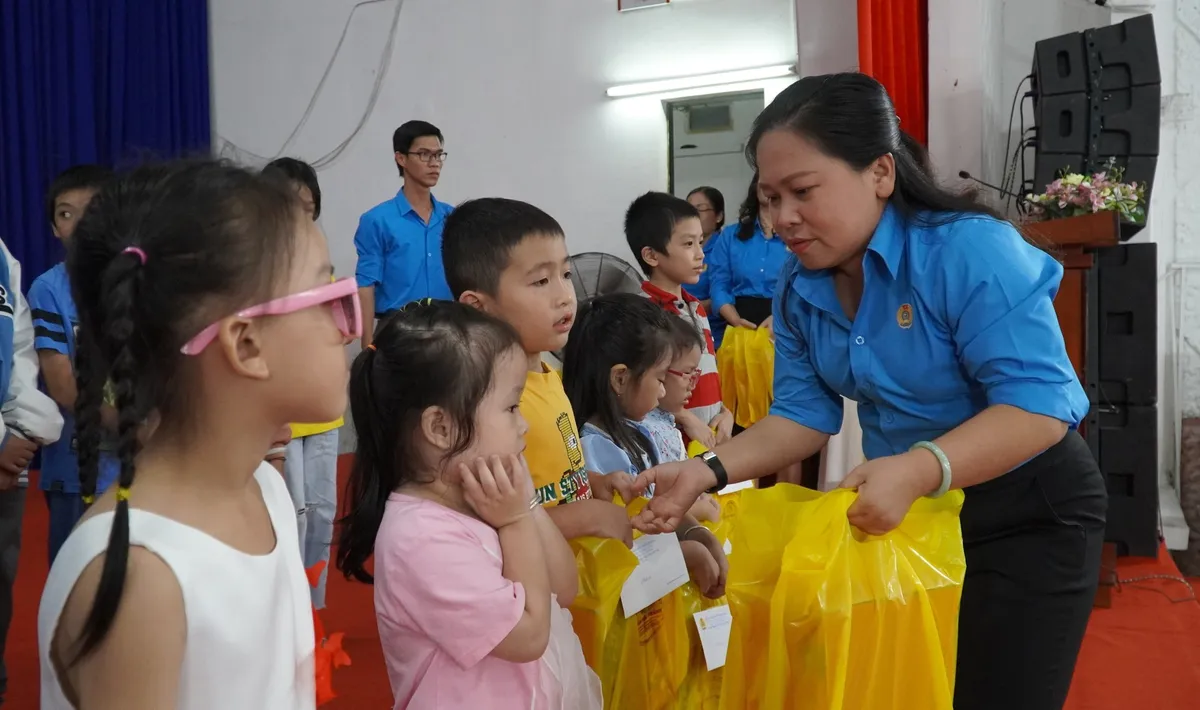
[667,368,701,383]
[180,277,362,355]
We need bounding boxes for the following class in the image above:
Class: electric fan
[545,252,643,366]
[567,252,643,303]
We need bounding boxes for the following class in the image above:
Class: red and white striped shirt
[640,281,723,426]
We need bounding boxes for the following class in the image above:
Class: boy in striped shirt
[624,192,733,448]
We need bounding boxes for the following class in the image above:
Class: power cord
[215,0,406,170]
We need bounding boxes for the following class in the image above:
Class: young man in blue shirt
[0,238,64,705]
[354,120,454,347]
[28,165,120,564]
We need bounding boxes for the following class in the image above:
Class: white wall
[793,0,858,76]
[209,0,798,278]
[928,0,1111,192]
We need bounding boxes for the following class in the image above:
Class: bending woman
[630,73,1106,710]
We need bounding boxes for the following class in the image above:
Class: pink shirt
[375,493,540,710]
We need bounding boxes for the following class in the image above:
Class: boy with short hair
[624,191,733,447]
[28,164,120,563]
[444,197,634,545]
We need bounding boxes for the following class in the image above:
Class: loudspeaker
[1095,243,1157,406]
[1097,404,1159,557]
[1031,13,1161,230]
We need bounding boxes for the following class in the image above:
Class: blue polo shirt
[28,263,119,494]
[353,189,454,313]
[708,220,791,317]
[769,204,1088,460]
[683,229,728,346]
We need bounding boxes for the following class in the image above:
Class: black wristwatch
[697,450,728,494]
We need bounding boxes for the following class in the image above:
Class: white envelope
[693,605,733,671]
[620,533,690,617]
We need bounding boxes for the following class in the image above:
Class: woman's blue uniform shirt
[707,221,792,318]
[768,204,1088,460]
[684,230,728,346]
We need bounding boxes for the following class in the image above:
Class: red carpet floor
[5,459,1200,708]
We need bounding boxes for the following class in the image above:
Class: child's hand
[461,456,532,530]
[588,471,635,504]
[680,540,723,598]
[0,435,37,477]
[711,408,734,444]
[683,527,728,598]
[680,413,718,450]
[686,493,721,524]
[580,499,633,547]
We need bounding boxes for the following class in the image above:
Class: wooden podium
[1022,211,1121,382]
[1022,211,1122,608]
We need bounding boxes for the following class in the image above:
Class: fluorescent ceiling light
[606,64,796,98]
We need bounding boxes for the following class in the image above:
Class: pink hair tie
[122,246,148,265]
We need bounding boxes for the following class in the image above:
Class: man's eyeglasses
[407,151,448,164]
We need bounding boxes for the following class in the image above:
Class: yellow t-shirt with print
[521,365,592,506]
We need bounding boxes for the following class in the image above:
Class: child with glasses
[38,159,358,710]
[562,295,727,599]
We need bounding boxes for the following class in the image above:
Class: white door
[669,92,764,210]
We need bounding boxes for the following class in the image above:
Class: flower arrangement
[1025,162,1147,225]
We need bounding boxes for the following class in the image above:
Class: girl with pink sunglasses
[38,160,357,710]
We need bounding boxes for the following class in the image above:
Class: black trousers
[954,431,1106,710]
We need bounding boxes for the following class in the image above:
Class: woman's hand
[629,457,715,533]
[461,456,531,530]
[838,451,942,535]
[761,315,775,342]
[718,304,758,331]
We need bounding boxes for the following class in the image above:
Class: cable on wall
[215,0,406,170]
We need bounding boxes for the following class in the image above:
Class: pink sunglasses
[180,277,362,355]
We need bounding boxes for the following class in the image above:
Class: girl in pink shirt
[336,300,601,710]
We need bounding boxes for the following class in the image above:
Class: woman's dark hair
[735,172,764,241]
[686,186,726,231]
[67,159,301,663]
[746,72,1004,225]
[337,300,521,584]
[263,157,321,219]
[561,294,674,468]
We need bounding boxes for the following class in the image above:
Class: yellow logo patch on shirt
[897,303,914,329]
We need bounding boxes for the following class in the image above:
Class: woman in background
[707,175,790,337]
[684,186,727,346]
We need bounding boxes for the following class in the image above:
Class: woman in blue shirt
[630,73,1106,710]
[683,186,727,344]
[706,176,791,334]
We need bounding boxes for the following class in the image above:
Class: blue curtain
[0,0,211,289]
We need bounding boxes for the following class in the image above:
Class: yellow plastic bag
[716,326,775,429]
[721,485,966,710]
[569,499,693,710]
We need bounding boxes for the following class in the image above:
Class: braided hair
[66,159,299,662]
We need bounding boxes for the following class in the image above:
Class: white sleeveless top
[38,464,316,710]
